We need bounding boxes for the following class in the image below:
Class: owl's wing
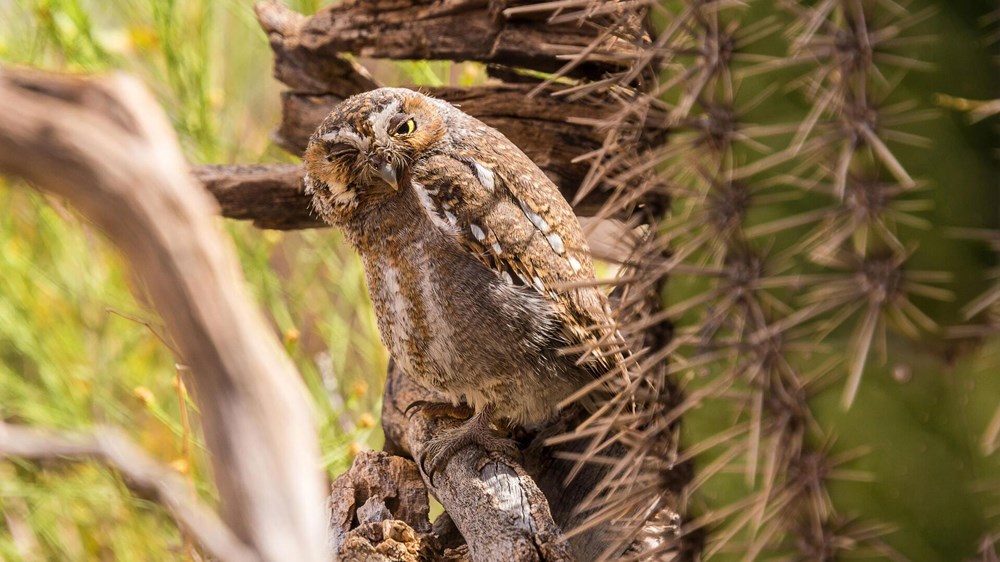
[413,130,622,371]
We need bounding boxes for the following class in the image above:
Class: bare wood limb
[255,1,379,95]
[0,67,327,562]
[0,423,258,562]
[193,158,641,231]
[254,0,638,92]
[194,116,657,230]
[193,163,323,230]
[407,424,575,561]
[272,73,599,155]
[382,364,580,562]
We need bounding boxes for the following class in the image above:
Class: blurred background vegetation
[0,0,997,561]
[0,0,430,558]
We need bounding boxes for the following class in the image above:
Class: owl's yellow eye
[395,118,416,136]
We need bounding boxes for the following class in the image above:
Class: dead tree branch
[194,163,323,230]
[192,72,633,229]
[0,67,327,562]
[0,423,258,562]
[327,368,581,562]
[380,364,618,561]
[249,1,665,222]
[255,0,638,87]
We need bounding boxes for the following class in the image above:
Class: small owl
[304,87,624,474]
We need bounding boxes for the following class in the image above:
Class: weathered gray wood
[329,451,433,561]
[0,67,327,562]
[255,0,639,92]
[405,413,575,562]
[193,163,323,230]
[0,423,258,562]
[382,364,593,561]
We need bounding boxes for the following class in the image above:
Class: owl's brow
[368,99,402,138]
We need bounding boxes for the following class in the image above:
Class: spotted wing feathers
[412,127,619,370]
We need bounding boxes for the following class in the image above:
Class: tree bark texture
[257,0,640,87]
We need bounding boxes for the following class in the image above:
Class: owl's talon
[418,406,519,483]
[404,400,431,418]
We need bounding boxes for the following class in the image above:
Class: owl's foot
[416,405,519,481]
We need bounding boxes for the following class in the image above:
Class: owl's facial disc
[306,88,443,221]
[303,127,363,220]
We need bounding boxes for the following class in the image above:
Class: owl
[304,87,625,475]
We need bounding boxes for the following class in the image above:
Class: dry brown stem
[0,423,258,562]
[194,163,323,230]
[0,66,327,562]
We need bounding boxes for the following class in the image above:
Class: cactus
[566,0,1000,559]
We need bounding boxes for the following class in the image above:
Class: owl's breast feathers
[410,126,622,374]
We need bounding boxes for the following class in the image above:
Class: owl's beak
[378,162,399,191]
[369,153,399,190]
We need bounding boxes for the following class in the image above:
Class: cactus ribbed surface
[576,1,999,559]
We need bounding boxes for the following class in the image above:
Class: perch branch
[194,163,323,230]
[192,157,643,231]
[0,423,257,562]
[195,78,636,230]
[381,364,580,562]
[0,67,327,562]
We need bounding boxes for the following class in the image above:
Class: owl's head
[304,87,448,223]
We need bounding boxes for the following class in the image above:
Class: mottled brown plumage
[304,87,622,473]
